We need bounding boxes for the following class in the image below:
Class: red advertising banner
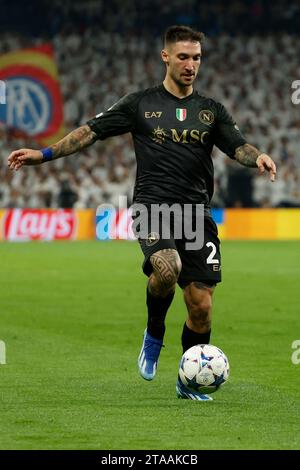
[3,209,76,241]
[1,208,300,241]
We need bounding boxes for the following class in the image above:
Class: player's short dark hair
[164,25,204,47]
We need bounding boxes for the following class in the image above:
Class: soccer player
[8,25,276,401]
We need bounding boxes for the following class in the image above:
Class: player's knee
[150,249,182,291]
[190,298,211,323]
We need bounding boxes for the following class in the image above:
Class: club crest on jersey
[199,109,214,125]
[176,108,187,121]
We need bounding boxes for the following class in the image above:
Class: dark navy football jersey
[87,84,246,206]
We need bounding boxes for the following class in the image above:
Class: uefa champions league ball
[179,344,230,394]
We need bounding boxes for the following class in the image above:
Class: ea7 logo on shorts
[145,111,162,118]
[213,264,221,271]
[146,232,160,246]
[199,110,214,125]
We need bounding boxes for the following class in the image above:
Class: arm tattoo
[234,143,260,168]
[50,125,97,159]
[149,249,181,296]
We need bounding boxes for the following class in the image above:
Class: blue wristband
[41,147,53,162]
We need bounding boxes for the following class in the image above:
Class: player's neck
[163,78,193,99]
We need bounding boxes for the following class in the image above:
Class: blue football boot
[176,376,213,401]
[138,329,164,380]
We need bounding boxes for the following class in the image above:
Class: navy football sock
[146,287,174,340]
[181,322,211,353]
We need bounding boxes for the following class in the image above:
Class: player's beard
[171,70,196,88]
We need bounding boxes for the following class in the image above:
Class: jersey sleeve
[86,91,142,140]
[213,102,247,158]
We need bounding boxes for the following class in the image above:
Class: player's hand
[256,154,277,182]
[8,149,43,171]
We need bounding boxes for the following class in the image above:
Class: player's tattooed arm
[8,124,97,170]
[234,143,277,181]
[50,125,98,159]
[234,143,260,167]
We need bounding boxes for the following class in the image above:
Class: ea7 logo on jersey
[145,111,162,118]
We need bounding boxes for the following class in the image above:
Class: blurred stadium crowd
[0,0,300,209]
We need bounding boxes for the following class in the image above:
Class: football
[179,344,230,394]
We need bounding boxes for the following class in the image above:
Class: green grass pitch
[0,240,300,450]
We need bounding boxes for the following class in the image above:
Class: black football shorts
[133,205,221,288]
